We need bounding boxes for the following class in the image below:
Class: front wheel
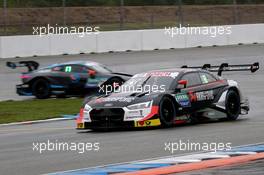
[225,90,241,120]
[32,79,51,99]
[159,96,176,127]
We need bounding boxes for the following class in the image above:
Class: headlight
[83,104,92,122]
[84,104,92,111]
[127,101,152,110]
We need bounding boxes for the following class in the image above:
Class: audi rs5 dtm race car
[77,62,259,130]
[6,60,131,99]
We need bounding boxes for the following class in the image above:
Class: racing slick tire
[159,96,176,127]
[32,79,51,99]
[225,89,241,121]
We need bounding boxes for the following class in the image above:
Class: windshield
[91,64,112,73]
[118,72,178,93]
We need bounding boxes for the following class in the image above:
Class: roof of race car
[45,61,100,68]
[144,68,198,74]
[130,68,200,79]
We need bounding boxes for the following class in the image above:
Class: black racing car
[6,60,132,99]
[76,62,259,130]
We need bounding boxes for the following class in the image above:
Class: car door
[179,72,204,111]
[181,71,225,111]
[64,64,90,91]
[50,65,73,87]
[198,71,228,106]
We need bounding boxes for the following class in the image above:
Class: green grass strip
[0,98,83,124]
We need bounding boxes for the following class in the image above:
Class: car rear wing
[181,62,259,76]
[6,61,39,72]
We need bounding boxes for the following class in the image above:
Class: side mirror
[88,70,96,79]
[177,80,188,89]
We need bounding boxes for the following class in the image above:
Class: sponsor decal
[127,110,143,117]
[70,73,81,83]
[104,103,113,107]
[124,104,155,121]
[134,118,161,127]
[176,115,189,120]
[126,115,142,120]
[195,90,214,101]
[200,74,209,84]
[175,93,191,107]
[188,91,197,102]
[147,72,179,78]
[133,72,179,79]
[188,90,214,102]
[65,66,72,72]
[77,123,85,129]
[94,97,135,103]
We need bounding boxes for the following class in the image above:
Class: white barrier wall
[0,24,264,58]
[97,30,142,52]
[185,30,229,47]
[49,34,97,55]
[0,37,2,58]
[141,29,186,50]
[227,24,264,45]
[0,35,50,58]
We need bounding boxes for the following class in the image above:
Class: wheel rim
[161,100,174,123]
[227,94,239,115]
[35,82,48,96]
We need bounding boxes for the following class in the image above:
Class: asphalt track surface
[0,44,264,175]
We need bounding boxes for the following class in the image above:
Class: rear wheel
[159,96,176,127]
[32,79,51,99]
[225,90,241,120]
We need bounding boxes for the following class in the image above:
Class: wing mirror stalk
[176,80,188,91]
[88,70,96,79]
